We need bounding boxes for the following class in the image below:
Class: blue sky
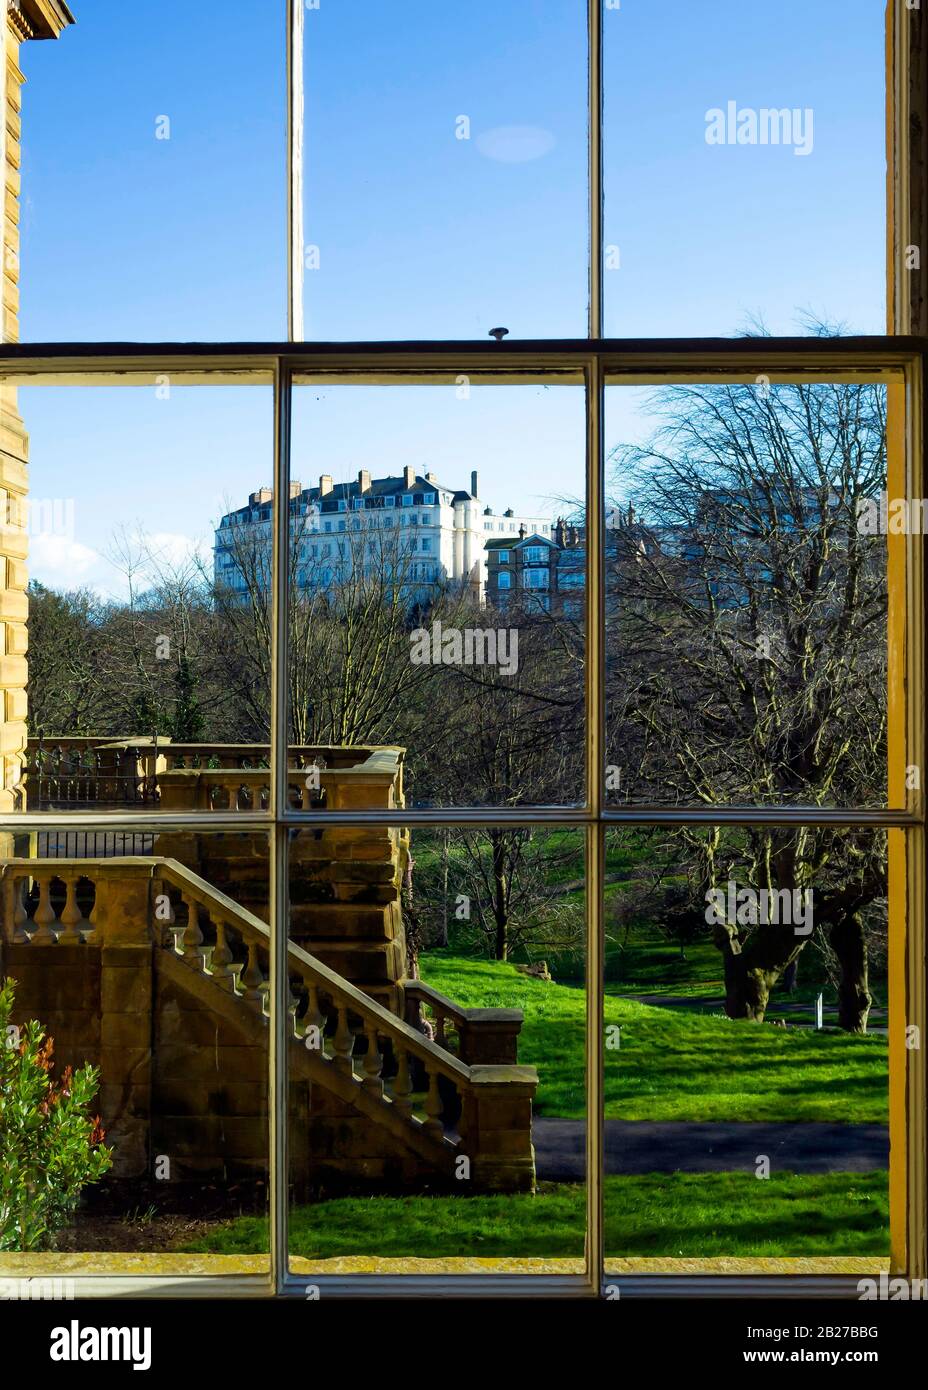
[14,0,886,595]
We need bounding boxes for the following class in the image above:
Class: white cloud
[475,125,556,163]
[28,533,101,582]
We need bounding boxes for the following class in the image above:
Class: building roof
[219,473,464,525]
[485,533,555,553]
[12,0,75,40]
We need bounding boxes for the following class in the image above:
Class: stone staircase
[0,857,538,1193]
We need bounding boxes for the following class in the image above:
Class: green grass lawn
[179,1173,888,1260]
[420,952,888,1123]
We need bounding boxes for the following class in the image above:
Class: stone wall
[1,2,74,834]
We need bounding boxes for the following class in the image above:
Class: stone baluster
[303,982,325,1051]
[11,874,29,943]
[227,781,238,810]
[239,940,266,1008]
[361,1023,383,1095]
[210,918,234,989]
[57,874,86,944]
[423,1067,444,1139]
[287,981,300,1037]
[151,878,177,948]
[333,1003,354,1072]
[392,1047,413,1119]
[434,1010,446,1046]
[31,876,58,945]
[182,897,204,966]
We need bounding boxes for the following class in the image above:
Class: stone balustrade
[0,854,537,1193]
[23,738,405,813]
[404,979,526,1066]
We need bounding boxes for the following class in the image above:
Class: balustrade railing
[0,856,533,1168]
[23,738,404,812]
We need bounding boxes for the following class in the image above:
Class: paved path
[533,1119,888,1181]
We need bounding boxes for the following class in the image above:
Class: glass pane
[0,829,271,1274]
[286,372,587,808]
[287,824,586,1274]
[605,374,899,808]
[302,0,587,339]
[19,1,284,339]
[0,373,274,820]
[604,0,886,336]
[603,825,889,1275]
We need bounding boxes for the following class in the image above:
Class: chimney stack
[289,480,302,499]
[555,516,567,549]
[358,469,371,493]
[471,470,480,498]
[319,475,333,496]
[404,465,416,489]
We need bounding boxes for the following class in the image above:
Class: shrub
[0,978,112,1250]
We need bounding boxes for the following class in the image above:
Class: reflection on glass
[604,0,885,336]
[19,0,284,341]
[302,0,587,339]
[287,381,587,807]
[602,826,889,1271]
[606,379,889,807]
[287,826,586,1273]
[1,381,272,818]
[0,831,270,1271]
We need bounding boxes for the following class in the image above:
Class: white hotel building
[214,469,552,606]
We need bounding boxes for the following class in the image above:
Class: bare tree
[607,372,888,1029]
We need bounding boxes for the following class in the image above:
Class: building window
[497,570,511,590]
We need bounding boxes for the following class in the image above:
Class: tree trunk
[714,920,805,1023]
[722,955,772,1021]
[831,910,872,1034]
[492,832,509,961]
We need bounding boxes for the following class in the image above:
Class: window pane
[287,824,586,1274]
[605,373,900,808]
[302,0,587,339]
[604,0,886,336]
[603,825,889,1274]
[286,372,587,808]
[0,829,271,1273]
[19,2,284,339]
[0,374,274,819]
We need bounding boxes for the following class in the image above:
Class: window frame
[0,0,922,1304]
